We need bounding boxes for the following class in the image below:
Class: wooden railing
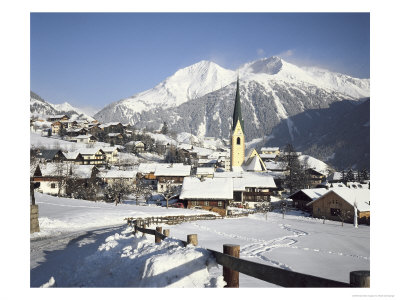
[128,218,370,288]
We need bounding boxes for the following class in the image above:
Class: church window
[237,137,241,145]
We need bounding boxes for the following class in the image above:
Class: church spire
[232,76,244,132]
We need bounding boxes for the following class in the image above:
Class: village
[30,79,370,227]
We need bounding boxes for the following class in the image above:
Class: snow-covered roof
[37,163,70,177]
[261,147,279,152]
[100,170,137,179]
[327,172,344,181]
[63,151,81,160]
[289,188,329,201]
[75,135,93,139]
[107,133,122,137]
[307,188,370,212]
[137,163,171,174]
[78,148,104,155]
[214,171,276,191]
[101,146,119,153]
[72,165,96,179]
[198,158,217,164]
[180,177,233,200]
[196,167,215,175]
[259,153,277,159]
[242,154,267,172]
[265,161,287,171]
[154,164,191,177]
[48,114,69,119]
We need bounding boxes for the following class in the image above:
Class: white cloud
[276,49,294,58]
[256,48,265,57]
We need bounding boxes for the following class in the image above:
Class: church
[230,77,267,172]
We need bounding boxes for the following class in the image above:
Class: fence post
[187,234,198,246]
[350,271,370,287]
[142,224,147,237]
[163,229,170,237]
[155,227,162,243]
[223,244,240,288]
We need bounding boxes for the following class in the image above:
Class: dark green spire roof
[232,77,244,132]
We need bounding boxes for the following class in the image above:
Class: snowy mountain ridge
[95,56,369,125]
[30,92,95,122]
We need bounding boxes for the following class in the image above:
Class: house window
[218,201,223,207]
[204,201,209,206]
[330,208,341,216]
[50,183,56,189]
[236,137,241,145]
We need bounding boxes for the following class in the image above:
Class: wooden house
[260,147,280,156]
[100,122,124,134]
[47,115,70,122]
[134,141,145,153]
[154,163,191,193]
[137,163,173,187]
[63,151,85,165]
[306,188,370,224]
[305,168,327,188]
[36,149,67,163]
[179,177,233,216]
[107,133,124,145]
[51,121,64,135]
[32,163,70,196]
[99,169,137,187]
[288,188,329,212]
[78,148,106,166]
[102,146,120,164]
[214,172,276,208]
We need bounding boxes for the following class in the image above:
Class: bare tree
[133,180,153,206]
[103,178,134,205]
[163,180,180,209]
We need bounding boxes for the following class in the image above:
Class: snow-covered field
[30,193,370,292]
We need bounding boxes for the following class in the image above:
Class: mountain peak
[244,56,283,75]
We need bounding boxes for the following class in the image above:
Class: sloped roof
[78,148,104,155]
[242,152,267,172]
[154,164,191,177]
[214,171,276,191]
[100,169,137,179]
[62,150,81,160]
[289,188,329,201]
[232,78,244,132]
[196,167,215,175]
[261,147,279,152]
[37,149,65,160]
[138,163,171,174]
[307,188,370,212]
[71,165,97,179]
[37,163,70,177]
[180,177,233,200]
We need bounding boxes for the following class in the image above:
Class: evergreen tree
[282,144,303,194]
[161,121,168,135]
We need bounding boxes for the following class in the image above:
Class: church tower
[230,77,245,170]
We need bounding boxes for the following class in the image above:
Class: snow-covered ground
[30,193,370,291]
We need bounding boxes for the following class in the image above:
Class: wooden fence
[127,217,370,288]
[125,211,254,226]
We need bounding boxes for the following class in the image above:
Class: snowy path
[30,194,370,287]
[30,225,126,287]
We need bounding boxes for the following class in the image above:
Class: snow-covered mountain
[30,92,95,122]
[95,60,237,122]
[95,56,369,127]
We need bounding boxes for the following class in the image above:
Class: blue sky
[30,13,370,110]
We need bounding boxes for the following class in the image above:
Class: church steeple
[232,76,244,132]
[230,77,245,170]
